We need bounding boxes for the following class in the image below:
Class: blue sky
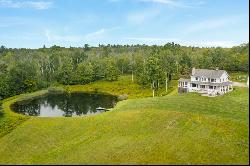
[0,0,249,48]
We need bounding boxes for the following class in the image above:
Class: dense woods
[0,43,249,100]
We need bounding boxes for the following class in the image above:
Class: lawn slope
[0,84,248,164]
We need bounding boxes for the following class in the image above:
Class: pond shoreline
[3,87,122,116]
[0,85,129,137]
[11,90,118,117]
[0,76,177,137]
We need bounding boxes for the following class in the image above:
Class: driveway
[233,82,248,87]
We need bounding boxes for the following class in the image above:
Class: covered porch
[189,82,233,95]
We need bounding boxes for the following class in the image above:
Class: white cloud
[45,30,83,42]
[85,29,106,40]
[0,0,53,10]
[186,16,244,33]
[45,28,115,42]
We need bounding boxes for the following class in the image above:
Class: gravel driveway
[233,82,248,87]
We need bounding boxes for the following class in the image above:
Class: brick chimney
[192,67,195,75]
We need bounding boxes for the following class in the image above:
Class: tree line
[0,42,248,99]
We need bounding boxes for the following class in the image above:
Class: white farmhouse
[178,68,233,96]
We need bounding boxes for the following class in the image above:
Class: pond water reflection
[11,93,117,117]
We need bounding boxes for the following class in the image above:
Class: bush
[118,94,128,101]
[48,87,65,94]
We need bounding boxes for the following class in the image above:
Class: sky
[0,0,249,48]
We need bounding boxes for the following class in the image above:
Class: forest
[0,42,249,100]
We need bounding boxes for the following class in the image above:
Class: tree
[116,55,130,74]
[92,59,106,81]
[0,75,10,99]
[56,62,74,85]
[144,53,164,97]
[8,61,38,94]
[0,45,6,55]
[0,63,7,75]
[0,42,248,100]
[105,59,119,81]
[75,62,94,84]
[129,54,137,83]
[84,44,90,51]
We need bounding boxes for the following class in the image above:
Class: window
[192,83,197,87]
[196,77,198,81]
[209,86,213,89]
[200,85,205,88]
[185,82,187,85]
[211,79,215,82]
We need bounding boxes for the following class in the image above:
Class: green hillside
[0,76,248,165]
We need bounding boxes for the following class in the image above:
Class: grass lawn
[229,72,249,83]
[0,75,176,138]
[61,75,177,99]
[0,76,248,164]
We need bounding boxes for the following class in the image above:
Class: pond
[11,93,118,117]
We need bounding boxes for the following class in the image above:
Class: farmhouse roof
[192,68,228,78]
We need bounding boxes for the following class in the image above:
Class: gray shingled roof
[192,69,228,78]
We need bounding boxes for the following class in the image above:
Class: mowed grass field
[0,76,249,164]
[0,76,175,137]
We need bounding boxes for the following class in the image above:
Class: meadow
[0,75,249,164]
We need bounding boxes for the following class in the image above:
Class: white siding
[220,72,229,82]
[191,76,198,81]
